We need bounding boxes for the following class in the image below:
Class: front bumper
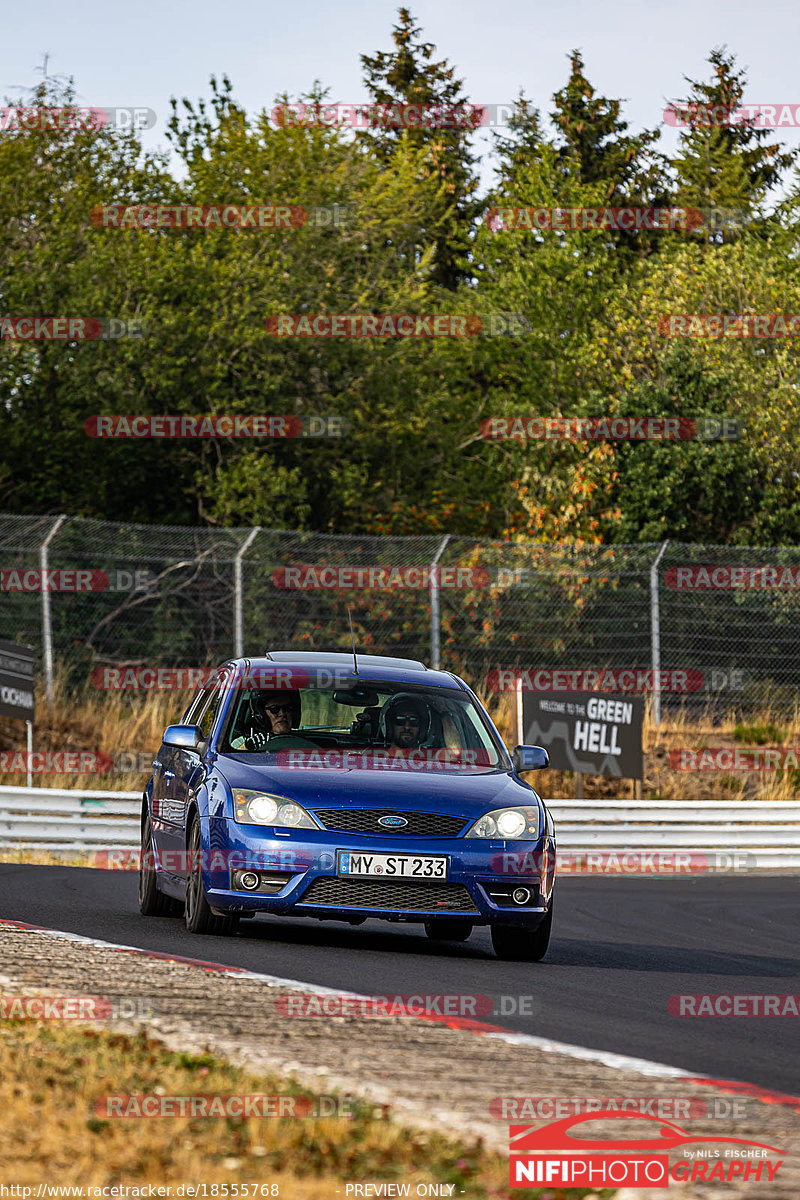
[201,818,554,927]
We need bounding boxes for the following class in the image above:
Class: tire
[491,897,553,962]
[184,816,239,936]
[139,811,183,917]
[424,920,473,943]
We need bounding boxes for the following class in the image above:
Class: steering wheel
[263,734,319,751]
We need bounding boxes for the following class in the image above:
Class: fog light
[512,887,531,905]
[240,871,260,890]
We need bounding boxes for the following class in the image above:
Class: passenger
[382,694,431,750]
[230,689,301,750]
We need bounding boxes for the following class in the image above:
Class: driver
[383,693,431,750]
[230,689,301,750]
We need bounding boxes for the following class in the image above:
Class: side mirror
[163,723,203,750]
[512,744,549,772]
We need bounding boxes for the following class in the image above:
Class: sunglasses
[393,714,420,725]
[264,702,294,715]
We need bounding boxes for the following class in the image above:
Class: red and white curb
[1,917,799,1116]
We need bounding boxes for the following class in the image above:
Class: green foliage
[552,50,666,203]
[360,7,481,289]
[670,48,797,230]
[733,723,786,744]
[2,35,800,547]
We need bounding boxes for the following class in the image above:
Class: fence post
[41,514,67,705]
[234,527,261,657]
[429,535,451,670]
[650,540,670,727]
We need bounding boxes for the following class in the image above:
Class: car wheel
[184,817,239,936]
[139,811,183,917]
[424,920,473,943]
[491,897,553,962]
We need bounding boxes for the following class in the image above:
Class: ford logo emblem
[378,814,408,828]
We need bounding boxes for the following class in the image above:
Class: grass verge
[0,1022,610,1199]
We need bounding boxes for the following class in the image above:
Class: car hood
[214,754,538,818]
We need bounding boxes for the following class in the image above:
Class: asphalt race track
[1,868,797,1095]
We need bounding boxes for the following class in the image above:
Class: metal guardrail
[545,800,800,868]
[0,787,799,867]
[0,786,141,849]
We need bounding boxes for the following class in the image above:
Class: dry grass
[0,671,185,793]
[478,689,800,802]
[2,670,799,804]
[0,1022,598,1199]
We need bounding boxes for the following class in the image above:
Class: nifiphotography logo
[508,1111,784,1188]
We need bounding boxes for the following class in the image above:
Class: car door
[170,669,232,879]
[151,684,209,875]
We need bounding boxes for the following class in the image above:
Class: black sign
[0,640,35,722]
[522,690,643,780]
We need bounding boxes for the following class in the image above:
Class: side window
[197,680,226,742]
[182,688,207,726]
[182,664,234,727]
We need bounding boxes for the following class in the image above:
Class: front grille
[298,877,479,914]
[313,809,467,837]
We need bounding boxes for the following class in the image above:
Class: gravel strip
[0,924,797,1198]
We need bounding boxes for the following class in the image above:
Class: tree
[670,48,796,238]
[552,51,666,200]
[0,77,181,521]
[360,7,480,289]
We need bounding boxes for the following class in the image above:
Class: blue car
[139,651,556,960]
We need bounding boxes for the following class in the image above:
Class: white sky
[4,0,800,194]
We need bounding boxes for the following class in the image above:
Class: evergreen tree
[360,7,480,289]
[670,48,796,239]
[551,50,665,203]
[548,50,668,254]
[492,93,549,190]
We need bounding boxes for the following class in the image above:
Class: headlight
[233,789,319,828]
[465,805,540,840]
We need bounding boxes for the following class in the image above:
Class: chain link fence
[1,514,799,717]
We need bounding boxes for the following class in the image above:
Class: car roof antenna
[347,607,359,676]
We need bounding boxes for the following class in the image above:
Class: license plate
[337,851,448,880]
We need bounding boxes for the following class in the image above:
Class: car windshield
[221,681,504,770]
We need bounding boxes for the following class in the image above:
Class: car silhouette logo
[378,815,408,828]
[509,1113,784,1155]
